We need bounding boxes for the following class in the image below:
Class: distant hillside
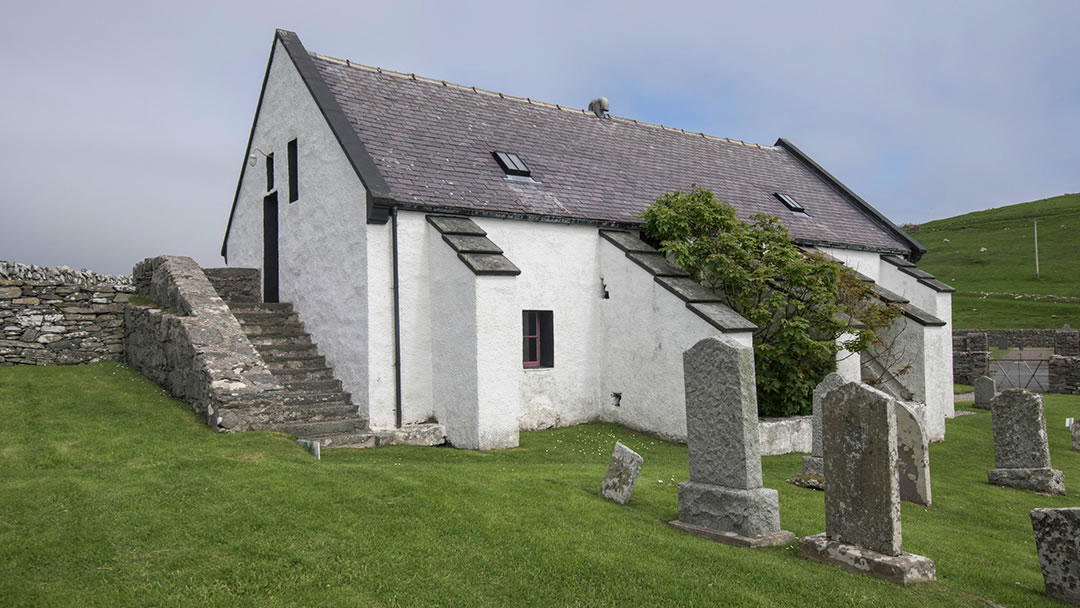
[909,193,1080,329]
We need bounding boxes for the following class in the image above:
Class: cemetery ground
[914,192,1080,329]
[2,363,1078,607]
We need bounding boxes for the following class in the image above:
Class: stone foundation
[676,482,782,539]
[798,533,936,585]
[988,468,1065,496]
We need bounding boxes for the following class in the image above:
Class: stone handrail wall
[125,256,283,430]
[203,268,261,305]
[1,261,133,365]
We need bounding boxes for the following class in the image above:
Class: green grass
[912,193,1080,328]
[2,363,1080,607]
[953,384,973,395]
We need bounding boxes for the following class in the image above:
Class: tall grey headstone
[802,372,845,477]
[1030,508,1080,604]
[1072,419,1079,452]
[671,336,794,548]
[896,402,932,506]
[988,389,1065,495]
[599,442,643,505]
[798,381,935,584]
[973,376,995,409]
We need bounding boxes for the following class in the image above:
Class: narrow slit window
[265,153,274,192]
[522,310,553,368]
[774,192,806,212]
[288,139,299,202]
[493,151,531,177]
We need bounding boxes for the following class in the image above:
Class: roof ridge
[311,52,776,151]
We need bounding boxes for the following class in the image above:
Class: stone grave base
[798,533,936,585]
[801,455,823,476]
[677,482,782,538]
[988,467,1065,495]
[669,520,795,548]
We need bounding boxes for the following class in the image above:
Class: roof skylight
[493,151,531,177]
[774,192,806,213]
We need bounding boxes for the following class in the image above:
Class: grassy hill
[910,193,1080,329]
[3,362,1080,606]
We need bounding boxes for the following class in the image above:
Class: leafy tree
[641,186,902,416]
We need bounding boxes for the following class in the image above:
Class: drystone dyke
[203,268,260,305]
[1030,507,1080,604]
[952,331,990,384]
[798,381,936,585]
[1049,356,1080,395]
[599,442,643,505]
[0,261,133,365]
[671,335,794,548]
[973,376,996,409]
[124,256,283,431]
[988,388,1065,495]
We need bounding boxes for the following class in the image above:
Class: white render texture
[224,39,370,422]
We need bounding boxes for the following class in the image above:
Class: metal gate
[992,346,1052,392]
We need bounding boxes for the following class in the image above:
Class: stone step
[248,332,313,347]
[268,416,369,437]
[281,378,343,393]
[272,367,336,382]
[304,423,447,449]
[230,302,295,314]
[256,343,319,357]
[233,310,301,325]
[261,401,360,424]
[240,322,307,337]
[263,353,327,370]
[282,390,352,407]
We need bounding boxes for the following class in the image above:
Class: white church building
[220,30,954,450]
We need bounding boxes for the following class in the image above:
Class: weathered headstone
[896,402,932,506]
[801,372,845,477]
[798,382,936,584]
[997,337,1010,350]
[973,375,996,409]
[1072,418,1079,452]
[1030,508,1080,604]
[599,442,643,505]
[670,336,795,548]
[988,388,1065,495]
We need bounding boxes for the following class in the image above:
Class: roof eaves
[775,138,927,262]
[276,29,395,224]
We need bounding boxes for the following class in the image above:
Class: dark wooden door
[262,192,279,303]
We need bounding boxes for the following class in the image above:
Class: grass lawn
[2,363,1079,607]
[912,193,1080,329]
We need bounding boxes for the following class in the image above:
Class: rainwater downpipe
[391,207,403,428]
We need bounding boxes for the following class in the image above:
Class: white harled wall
[223,39,373,421]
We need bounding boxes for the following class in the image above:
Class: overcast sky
[2,1,1077,275]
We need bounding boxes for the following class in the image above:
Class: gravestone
[801,372,845,477]
[599,442,643,505]
[1073,419,1079,452]
[997,337,1010,350]
[973,376,996,410]
[1030,508,1080,604]
[670,336,795,548]
[798,382,936,584]
[988,388,1065,495]
[896,402,932,506]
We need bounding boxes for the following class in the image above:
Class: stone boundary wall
[954,328,1080,393]
[0,261,134,365]
[204,268,260,304]
[125,256,283,431]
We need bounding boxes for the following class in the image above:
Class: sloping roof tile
[306,49,913,254]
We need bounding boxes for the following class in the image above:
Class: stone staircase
[229,302,444,449]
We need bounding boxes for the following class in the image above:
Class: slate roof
[223,30,925,260]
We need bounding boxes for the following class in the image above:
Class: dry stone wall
[0,261,133,365]
[954,328,1080,393]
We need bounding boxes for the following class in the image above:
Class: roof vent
[588,97,610,118]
